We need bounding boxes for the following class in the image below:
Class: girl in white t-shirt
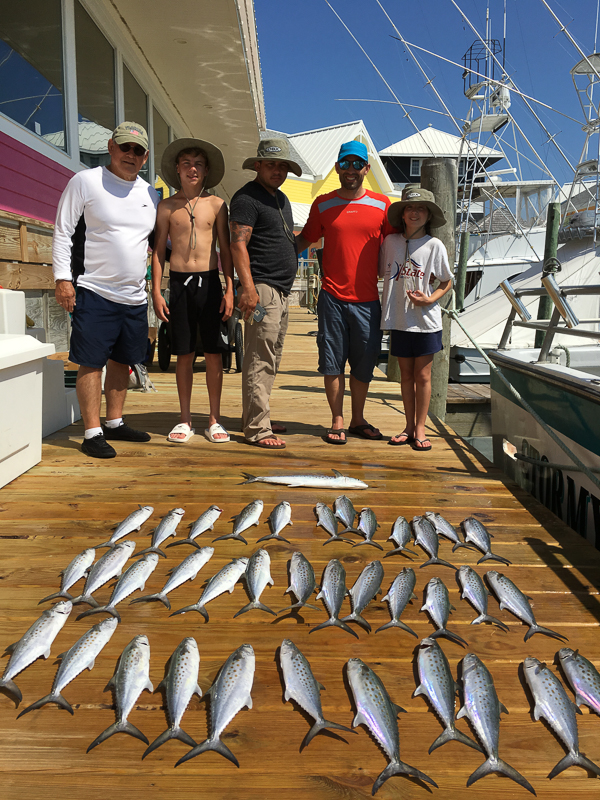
[380,188,453,452]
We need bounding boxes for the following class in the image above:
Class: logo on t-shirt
[391,259,424,281]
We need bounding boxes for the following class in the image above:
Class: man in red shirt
[296,141,392,444]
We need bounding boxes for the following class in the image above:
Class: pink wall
[0,130,74,224]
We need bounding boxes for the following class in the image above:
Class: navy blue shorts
[317,289,382,383]
[168,269,226,356]
[390,329,443,358]
[69,287,148,368]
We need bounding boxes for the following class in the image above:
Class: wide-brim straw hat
[161,137,225,190]
[242,137,303,177]
[388,186,446,228]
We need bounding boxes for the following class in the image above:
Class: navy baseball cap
[337,140,368,163]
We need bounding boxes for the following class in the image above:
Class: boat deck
[0,308,598,800]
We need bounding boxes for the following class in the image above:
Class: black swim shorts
[168,270,227,355]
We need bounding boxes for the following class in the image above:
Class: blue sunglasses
[338,158,367,171]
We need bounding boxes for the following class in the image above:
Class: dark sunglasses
[118,142,147,157]
[338,158,366,171]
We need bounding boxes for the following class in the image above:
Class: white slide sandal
[205,423,230,443]
[167,423,195,443]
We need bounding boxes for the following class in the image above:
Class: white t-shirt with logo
[380,233,453,333]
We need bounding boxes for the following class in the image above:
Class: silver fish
[385,516,417,558]
[413,638,481,753]
[95,504,154,549]
[235,549,275,617]
[421,577,467,647]
[87,635,153,751]
[0,600,73,706]
[257,501,293,543]
[143,637,202,758]
[376,567,418,636]
[132,547,214,610]
[353,508,383,551]
[171,557,249,622]
[76,553,159,622]
[524,656,600,779]
[425,512,472,552]
[462,517,511,565]
[347,658,437,795]
[333,495,360,533]
[314,502,352,545]
[17,617,118,717]
[167,505,222,550]
[310,559,356,639]
[341,560,383,632]
[278,552,319,613]
[139,507,185,557]
[558,647,600,716]
[457,565,508,631]
[39,548,96,603]
[458,653,535,794]
[412,515,457,570]
[486,571,567,642]
[279,639,353,748]
[72,540,136,607]
[240,469,368,489]
[214,500,263,545]
[175,643,255,768]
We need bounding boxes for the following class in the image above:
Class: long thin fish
[72,541,136,607]
[170,557,248,621]
[341,560,383,632]
[17,617,118,717]
[347,658,438,795]
[167,505,222,549]
[138,507,185,557]
[310,559,357,639]
[131,547,214,610]
[486,571,567,642]
[240,469,368,489]
[87,635,153,751]
[280,639,353,749]
[462,517,511,565]
[143,638,202,758]
[385,516,417,558]
[277,552,320,613]
[421,576,468,647]
[257,501,293,543]
[38,548,96,603]
[558,647,600,716]
[524,656,600,779]
[314,502,353,545]
[458,653,535,794]
[95,505,154,549]
[213,500,263,545]
[76,553,159,622]
[412,515,457,570]
[375,567,418,636]
[175,643,255,768]
[235,549,275,617]
[425,512,472,552]
[353,508,383,551]
[457,565,509,631]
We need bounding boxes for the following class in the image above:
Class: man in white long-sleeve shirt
[53,121,160,458]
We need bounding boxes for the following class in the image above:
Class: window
[458,159,466,178]
[0,1,65,147]
[410,158,421,177]
[124,65,148,181]
[153,106,170,194]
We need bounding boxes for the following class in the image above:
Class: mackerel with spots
[413,637,481,754]
[258,501,292,543]
[72,540,136,607]
[278,551,319,613]
[314,502,352,545]
[0,600,72,706]
[167,505,222,550]
[143,637,202,758]
[341,560,383,632]
[38,548,96,604]
[385,516,416,558]
[353,508,383,551]
[87,635,153,751]
[524,656,600,779]
[425,512,471,552]
[310,559,357,639]
[333,495,360,534]
[95,504,153,549]
[76,553,159,622]
[139,507,185,557]
[170,557,248,621]
[558,647,600,716]
[175,643,255,768]
[240,469,368,489]
[347,658,438,795]
[214,500,263,545]
[421,576,468,647]
[376,567,418,636]
[462,517,511,565]
[486,570,567,642]
[131,547,214,610]
[17,617,118,717]
[458,653,535,794]
[412,515,457,570]
[279,639,353,748]
[457,565,508,631]
[235,548,275,617]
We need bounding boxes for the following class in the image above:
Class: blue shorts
[390,329,443,358]
[69,286,148,368]
[317,289,382,383]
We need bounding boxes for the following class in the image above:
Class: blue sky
[255,0,600,186]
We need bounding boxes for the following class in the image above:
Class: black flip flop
[388,433,415,446]
[348,423,382,440]
[412,438,432,452]
[323,428,347,445]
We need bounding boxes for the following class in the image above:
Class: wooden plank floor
[0,308,598,800]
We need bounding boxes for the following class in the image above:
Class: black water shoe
[102,421,151,442]
[81,434,117,459]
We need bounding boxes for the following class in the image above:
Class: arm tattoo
[230,221,253,245]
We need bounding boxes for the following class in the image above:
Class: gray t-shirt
[230,180,297,295]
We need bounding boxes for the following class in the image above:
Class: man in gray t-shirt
[229,138,301,448]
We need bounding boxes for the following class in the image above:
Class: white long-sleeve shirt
[52,166,159,306]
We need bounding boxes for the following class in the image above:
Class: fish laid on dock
[139,507,185,557]
[421,577,468,647]
[278,552,319,614]
[341,560,383,632]
[38,548,96,604]
[376,567,418,636]
[457,565,509,631]
[425,512,471,552]
[412,515,457,570]
[353,508,383,551]
[95,505,154,549]
[462,517,511,565]
[214,500,263,545]
[76,553,159,622]
[486,571,567,642]
[240,470,368,489]
[132,547,214,610]
[385,516,417,558]
[72,541,136,608]
[333,495,359,533]
[558,647,600,716]
[314,502,353,545]
[235,549,275,617]
[258,501,292,543]
[170,557,248,622]
[310,559,357,639]
[167,505,222,550]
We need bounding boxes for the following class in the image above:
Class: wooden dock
[0,308,598,800]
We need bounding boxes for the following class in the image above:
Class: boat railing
[498,274,600,362]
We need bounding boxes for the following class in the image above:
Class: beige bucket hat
[161,137,225,190]
[242,138,303,177]
[388,186,446,228]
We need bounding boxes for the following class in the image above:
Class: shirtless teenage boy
[152,137,234,443]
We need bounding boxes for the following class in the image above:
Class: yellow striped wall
[282,166,391,204]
